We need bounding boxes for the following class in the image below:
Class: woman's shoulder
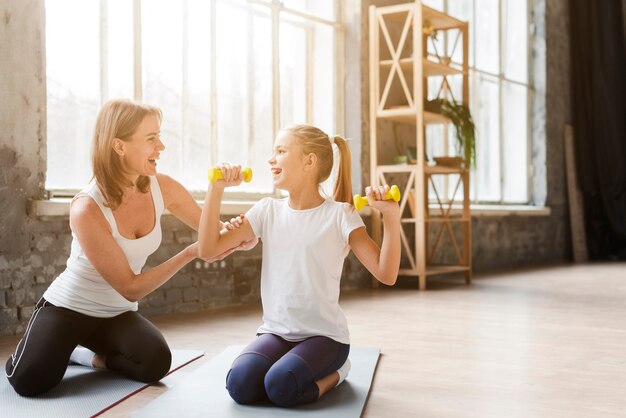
[155,173,177,192]
[154,173,184,203]
[70,194,109,230]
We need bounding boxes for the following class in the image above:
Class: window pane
[216,1,273,193]
[107,0,134,100]
[142,0,184,182]
[247,6,274,193]
[45,0,99,190]
[472,73,500,202]
[279,17,307,127]
[283,0,335,20]
[474,0,499,74]
[502,81,528,202]
[184,0,213,191]
[503,0,528,83]
[280,15,335,133]
[448,0,473,67]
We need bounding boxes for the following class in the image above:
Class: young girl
[198,124,400,407]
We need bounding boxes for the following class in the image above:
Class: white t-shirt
[246,197,365,344]
[43,176,164,317]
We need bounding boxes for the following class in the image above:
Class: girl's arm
[70,196,199,302]
[349,185,401,285]
[197,165,257,259]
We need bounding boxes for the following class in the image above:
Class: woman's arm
[197,165,257,259]
[157,173,203,230]
[70,196,199,302]
[349,185,401,286]
[158,173,257,251]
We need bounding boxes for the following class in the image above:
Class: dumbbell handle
[353,185,401,211]
[208,167,253,183]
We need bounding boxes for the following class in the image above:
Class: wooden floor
[1,263,625,417]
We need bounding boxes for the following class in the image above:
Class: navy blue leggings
[225,333,350,407]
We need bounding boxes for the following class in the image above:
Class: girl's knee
[264,354,319,407]
[264,368,300,407]
[226,364,264,404]
[225,353,271,404]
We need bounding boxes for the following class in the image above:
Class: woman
[197,124,400,407]
[5,99,255,396]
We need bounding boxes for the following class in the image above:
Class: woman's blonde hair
[91,99,162,210]
[282,124,353,204]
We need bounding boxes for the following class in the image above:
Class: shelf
[377,107,449,125]
[375,164,466,175]
[423,60,464,77]
[422,5,466,31]
[425,165,466,175]
[370,2,471,290]
[379,58,464,77]
[379,4,466,31]
[401,218,471,224]
[426,265,471,276]
[399,265,470,277]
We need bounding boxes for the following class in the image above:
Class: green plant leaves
[425,99,476,168]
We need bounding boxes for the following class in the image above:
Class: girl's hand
[213,163,245,188]
[365,185,400,216]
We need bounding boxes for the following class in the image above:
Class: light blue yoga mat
[0,349,204,418]
[133,345,381,418]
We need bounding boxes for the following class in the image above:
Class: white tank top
[43,176,164,318]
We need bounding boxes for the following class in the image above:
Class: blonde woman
[198,124,400,407]
[5,99,255,396]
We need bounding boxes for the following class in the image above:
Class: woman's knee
[5,357,64,397]
[130,342,172,383]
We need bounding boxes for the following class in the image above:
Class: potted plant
[424,98,476,169]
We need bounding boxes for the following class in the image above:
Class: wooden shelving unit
[368,1,471,290]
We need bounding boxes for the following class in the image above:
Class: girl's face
[267,131,308,189]
[119,114,164,178]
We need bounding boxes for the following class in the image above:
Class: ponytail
[331,135,353,204]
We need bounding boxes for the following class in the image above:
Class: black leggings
[4,298,171,397]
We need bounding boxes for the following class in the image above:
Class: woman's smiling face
[120,114,164,177]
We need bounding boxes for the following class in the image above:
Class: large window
[45,0,340,195]
[423,0,533,204]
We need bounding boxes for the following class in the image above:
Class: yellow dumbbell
[353,185,401,211]
[208,166,253,183]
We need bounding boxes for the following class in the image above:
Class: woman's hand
[223,214,245,231]
[189,241,237,263]
[235,236,259,252]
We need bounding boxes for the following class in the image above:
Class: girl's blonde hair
[91,99,162,210]
[282,124,353,204]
